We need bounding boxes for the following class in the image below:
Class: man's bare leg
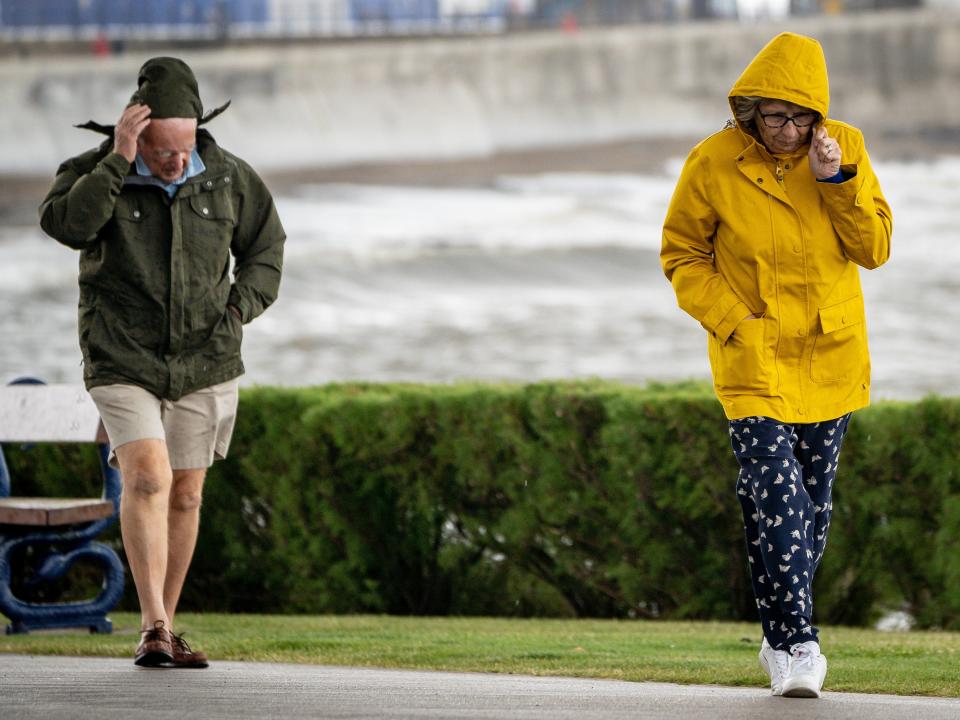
[115,439,173,631]
[164,468,206,629]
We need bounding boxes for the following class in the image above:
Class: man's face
[754,100,818,155]
[137,117,198,183]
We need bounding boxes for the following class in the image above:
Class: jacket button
[224,177,231,184]
[757,178,763,184]
[793,245,801,253]
[202,207,210,215]
[205,180,213,188]
[738,156,744,162]
[785,164,792,170]
[133,210,141,219]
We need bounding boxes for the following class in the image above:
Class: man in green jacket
[39,57,285,668]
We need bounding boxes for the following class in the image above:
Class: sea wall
[1,8,958,174]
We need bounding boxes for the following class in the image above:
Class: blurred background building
[0,0,938,47]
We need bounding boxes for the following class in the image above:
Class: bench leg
[0,535,124,634]
[90,616,113,634]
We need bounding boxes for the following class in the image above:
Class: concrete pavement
[2,654,960,719]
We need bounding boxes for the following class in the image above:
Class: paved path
[2,654,960,719]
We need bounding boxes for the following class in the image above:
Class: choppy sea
[2,156,958,399]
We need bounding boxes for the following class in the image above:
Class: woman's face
[754,99,818,155]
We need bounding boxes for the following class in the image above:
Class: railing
[0,0,511,40]
[0,0,929,45]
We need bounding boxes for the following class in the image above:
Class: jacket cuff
[99,152,133,180]
[228,286,247,323]
[816,170,845,184]
[817,163,863,201]
[712,301,751,345]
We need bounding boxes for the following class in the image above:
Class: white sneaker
[781,641,828,698]
[758,637,790,696]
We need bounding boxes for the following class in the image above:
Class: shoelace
[789,643,817,673]
[141,619,167,641]
[171,632,193,654]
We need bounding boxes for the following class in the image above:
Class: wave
[279,171,677,261]
[3,157,960,396]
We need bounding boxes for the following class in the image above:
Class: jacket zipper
[775,160,785,186]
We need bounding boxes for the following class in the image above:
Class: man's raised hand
[114,104,152,163]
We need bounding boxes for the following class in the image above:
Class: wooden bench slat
[0,498,114,526]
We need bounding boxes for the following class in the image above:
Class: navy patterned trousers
[729,414,851,650]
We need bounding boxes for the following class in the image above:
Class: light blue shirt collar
[134,148,206,197]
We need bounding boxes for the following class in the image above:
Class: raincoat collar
[132,147,206,197]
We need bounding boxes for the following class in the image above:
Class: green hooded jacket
[39,58,285,401]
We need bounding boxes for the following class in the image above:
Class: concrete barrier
[2,9,958,175]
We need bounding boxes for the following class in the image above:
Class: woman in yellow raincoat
[661,33,891,699]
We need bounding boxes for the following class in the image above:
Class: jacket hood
[130,57,204,120]
[77,56,230,137]
[729,32,829,123]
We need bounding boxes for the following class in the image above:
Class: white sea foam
[278,173,669,261]
[1,156,957,397]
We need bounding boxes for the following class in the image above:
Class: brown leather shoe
[170,632,209,669]
[134,620,173,667]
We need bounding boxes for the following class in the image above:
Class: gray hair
[731,96,763,133]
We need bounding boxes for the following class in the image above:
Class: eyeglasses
[154,148,194,160]
[758,112,818,129]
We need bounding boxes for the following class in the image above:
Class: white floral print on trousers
[730,413,852,650]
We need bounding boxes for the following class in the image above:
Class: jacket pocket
[85,282,162,349]
[188,190,236,225]
[188,299,242,356]
[85,300,157,366]
[211,305,243,358]
[811,295,867,383]
[710,317,773,394]
[77,289,98,363]
[185,191,236,283]
[113,196,149,223]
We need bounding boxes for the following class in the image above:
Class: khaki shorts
[89,378,240,470]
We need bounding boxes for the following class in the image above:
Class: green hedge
[4,382,960,628]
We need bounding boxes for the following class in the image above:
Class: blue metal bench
[0,379,124,634]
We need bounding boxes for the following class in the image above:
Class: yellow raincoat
[661,32,892,423]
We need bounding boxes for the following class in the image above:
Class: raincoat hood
[76,56,230,136]
[729,32,829,124]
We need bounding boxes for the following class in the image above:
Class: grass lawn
[1,614,958,697]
